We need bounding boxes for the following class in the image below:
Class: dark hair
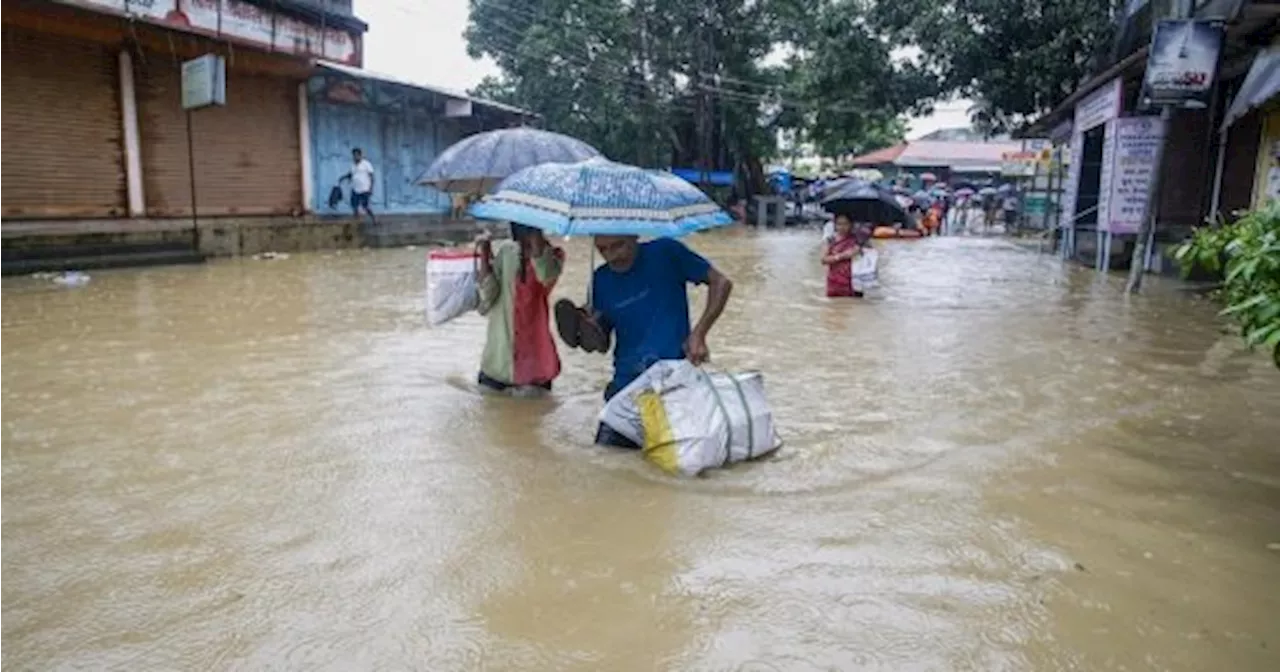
[352,147,363,154]
[511,223,537,282]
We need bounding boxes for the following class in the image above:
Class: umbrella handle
[585,243,594,308]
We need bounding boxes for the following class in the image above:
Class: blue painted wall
[308,76,462,215]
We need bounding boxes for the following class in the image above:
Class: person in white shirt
[342,148,376,223]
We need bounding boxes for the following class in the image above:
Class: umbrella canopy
[912,190,934,206]
[468,158,733,238]
[978,186,999,196]
[416,128,602,194]
[818,176,867,200]
[919,172,938,182]
[954,187,976,197]
[821,182,910,225]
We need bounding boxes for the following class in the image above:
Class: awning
[314,61,539,120]
[1221,45,1280,132]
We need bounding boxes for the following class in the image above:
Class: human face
[352,149,363,162]
[834,215,854,237]
[594,235,639,272]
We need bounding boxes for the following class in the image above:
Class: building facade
[1020,0,1280,272]
[1,0,535,272]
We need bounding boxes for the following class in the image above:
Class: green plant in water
[1175,200,1280,367]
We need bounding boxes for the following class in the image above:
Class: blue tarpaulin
[670,168,735,186]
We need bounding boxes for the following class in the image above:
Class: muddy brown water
[3,231,1278,671]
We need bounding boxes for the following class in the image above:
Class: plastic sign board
[1104,116,1167,234]
[182,54,226,110]
[1141,20,1225,109]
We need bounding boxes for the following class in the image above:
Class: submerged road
[4,231,1279,670]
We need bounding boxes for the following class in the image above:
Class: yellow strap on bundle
[637,391,680,475]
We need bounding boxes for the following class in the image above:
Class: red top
[826,236,859,297]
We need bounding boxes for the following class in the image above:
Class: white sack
[598,360,782,477]
[426,250,480,326]
[851,247,879,293]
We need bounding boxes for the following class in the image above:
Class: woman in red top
[823,214,866,298]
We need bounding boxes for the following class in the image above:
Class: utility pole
[695,2,712,189]
[1126,0,1192,293]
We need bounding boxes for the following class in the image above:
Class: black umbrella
[821,183,910,226]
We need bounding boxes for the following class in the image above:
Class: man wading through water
[554,235,733,448]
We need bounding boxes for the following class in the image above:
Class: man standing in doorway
[342,147,377,224]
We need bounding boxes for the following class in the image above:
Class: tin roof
[894,140,1023,170]
[848,143,907,166]
[315,61,539,119]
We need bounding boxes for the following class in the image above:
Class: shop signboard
[181,54,226,110]
[1001,151,1039,177]
[1140,20,1225,110]
[1074,77,1123,132]
[55,0,361,65]
[1104,116,1167,234]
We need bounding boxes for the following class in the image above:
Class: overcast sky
[355,0,970,140]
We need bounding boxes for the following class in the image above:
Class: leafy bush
[1175,201,1280,367]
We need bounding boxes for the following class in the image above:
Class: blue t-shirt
[591,238,711,397]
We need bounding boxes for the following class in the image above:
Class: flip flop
[554,299,581,349]
[554,299,609,353]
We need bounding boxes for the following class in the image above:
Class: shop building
[1019,0,1280,273]
[2,0,535,273]
[304,62,537,246]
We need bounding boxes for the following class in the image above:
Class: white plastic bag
[598,360,782,477]
[851,247,879,293]
[425,250,480,326]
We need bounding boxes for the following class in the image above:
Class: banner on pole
[1140,20,1225,110]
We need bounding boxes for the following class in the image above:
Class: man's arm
[685,266,732,365]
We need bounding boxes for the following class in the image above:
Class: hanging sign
[1001,151,1039,177]
[181,54,226,110]
[1074,77,1123,132]
[1104,116,1168,234]
[1140,20,1225,109]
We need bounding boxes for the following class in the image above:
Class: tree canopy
[463,0,1117,177]
[873,0,1116,133]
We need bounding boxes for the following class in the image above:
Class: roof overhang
[314,60,539,120]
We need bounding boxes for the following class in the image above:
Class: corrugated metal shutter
[1,28,125,218]
[137,58,301,216]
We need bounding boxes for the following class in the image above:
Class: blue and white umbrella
[416,127,602,194]
[468,159,733,238]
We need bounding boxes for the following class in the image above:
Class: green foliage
[1175,202,1280,367]
[463,0,928,173]
[874,0,1115,133]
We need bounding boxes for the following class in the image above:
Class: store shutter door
[138,61,301,216]
[1,29,125,218]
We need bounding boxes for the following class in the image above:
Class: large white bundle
[851,247,879,293]
[598,360,782,477]
[425,250,480,326]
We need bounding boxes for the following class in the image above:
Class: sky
[355,0,971,140]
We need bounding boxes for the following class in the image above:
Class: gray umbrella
[416,128,603,194]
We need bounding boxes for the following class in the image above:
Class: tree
[874,0,1116,133]
[463,0,933,182]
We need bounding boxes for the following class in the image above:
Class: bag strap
[701,366,756,463]
[699,369,735,467]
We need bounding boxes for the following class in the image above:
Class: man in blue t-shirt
[555,235,733,448]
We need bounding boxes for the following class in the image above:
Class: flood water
[3,231,1279,671]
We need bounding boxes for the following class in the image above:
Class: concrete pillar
[118,50,145,216]
[298,83,314,212]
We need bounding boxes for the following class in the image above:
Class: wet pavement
[3,231,1279,671]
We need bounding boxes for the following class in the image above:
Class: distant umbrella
[978,186,999,196]
[469,158,732,238]
[954,187,975,197]
[919,172,938,182]
[821,182,910,225]
[417,127,602,194]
